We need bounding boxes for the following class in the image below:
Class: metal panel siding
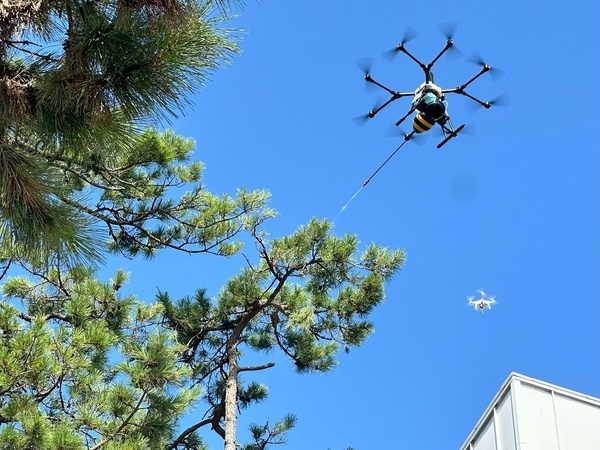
[496,392,517,450]
[517,383,560,450]
[553,392,600,450]
[473,418,497,450]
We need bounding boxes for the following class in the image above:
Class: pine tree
[161,218,406,449]
[0,0,257,268]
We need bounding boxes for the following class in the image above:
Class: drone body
[467,289,497,314]
[338,26,505,212]
[358,25,504,148]
[410,80,451,136]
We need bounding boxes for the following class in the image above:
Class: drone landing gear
[437,123,465,149]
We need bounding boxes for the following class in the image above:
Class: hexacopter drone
[357,24,505,148]
[467,289,497,313]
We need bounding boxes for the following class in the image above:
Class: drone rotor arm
[461,91,492,109]
[364,77,414,101]
[364,75,398,96]
[394,104,417,127]
[467,53,505,80]
[426,39,455,72]
[443,87,491,109]
[390,44,428,74]
[382,27,419,61]
[440,88,460,95]
[395,91,417,98]
[462,66,490,89]
[441,66,489,99]
[367,96,399,118]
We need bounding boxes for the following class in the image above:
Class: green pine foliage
[0,0,253,267]
[0,221,405,449]
[0,1,407,449]
[0,267,202,450]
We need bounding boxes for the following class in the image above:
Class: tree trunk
[224,341,239,450]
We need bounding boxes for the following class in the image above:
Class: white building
[460,372,600,450]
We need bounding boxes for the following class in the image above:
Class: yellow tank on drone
[412,113,435,133]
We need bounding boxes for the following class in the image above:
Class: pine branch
[166,418,213,450]
[238,362,275,373]
[90,389,149,450]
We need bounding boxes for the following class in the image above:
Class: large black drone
[357,25,506,148]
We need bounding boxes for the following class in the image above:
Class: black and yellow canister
[412,113,435,133]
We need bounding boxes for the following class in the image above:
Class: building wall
[460,373,600,450]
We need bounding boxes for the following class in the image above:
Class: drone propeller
[437,22,463,59]
[465,93,510,111]
[355,57,374,75]
[474,289,496,301]
[387,125,427,145]
[352,97,384,126]
[467,52,505,80]
[382,27,419,61]
[486,93,510,107]
[355,57,380,92]
[439,22,458,41]
[462,123,477,135]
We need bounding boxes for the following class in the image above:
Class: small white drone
[467,289,496,313]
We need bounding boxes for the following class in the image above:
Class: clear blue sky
[107,1,599,448]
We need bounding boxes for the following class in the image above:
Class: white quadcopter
[467,289,496,313]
